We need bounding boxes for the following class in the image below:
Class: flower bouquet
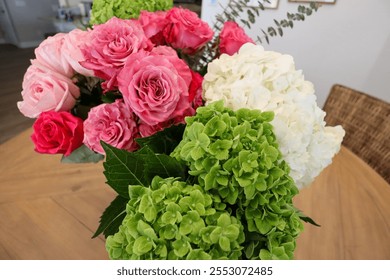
[17,0,344,260]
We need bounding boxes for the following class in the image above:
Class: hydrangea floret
[90,0,173,25]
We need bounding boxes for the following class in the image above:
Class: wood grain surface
[0,129,389,259]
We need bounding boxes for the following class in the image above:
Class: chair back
[323,84,390,183]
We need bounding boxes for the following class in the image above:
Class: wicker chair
[323,84,390,183]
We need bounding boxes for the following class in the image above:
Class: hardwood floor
[0,44,35,144]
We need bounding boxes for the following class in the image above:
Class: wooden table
[1,129,389,259]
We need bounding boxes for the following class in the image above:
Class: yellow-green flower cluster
[171,101,303,259]
[106,101,304,259]
[106,176,245,260]
[90,0,173,25]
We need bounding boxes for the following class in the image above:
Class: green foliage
[92,195,127,238]
[90,0,173,25]
[191,0,320,71]
[61,144,104,164]
[105,176,245,259]
[101,101,310,259]
[101,142,186,198]
[136,124,186,155]
[171,101,304,259]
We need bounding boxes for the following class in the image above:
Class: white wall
[201,0,390,107]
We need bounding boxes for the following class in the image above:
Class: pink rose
[138,10,168,45]
[31,111,84,156]
[83,99,139,154]
[17,61,80,118]
[80,17,153,91]
[117,47,193,126]
[62,29,94,77]
[34,33,74,77]
[219,21,255,56]
[138,121,166,138]
[163,7,213,54]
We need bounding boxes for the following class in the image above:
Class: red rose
[31,111,84,156]
[219,21,255,56]
[163,7,213,54]
[188,70,204,110]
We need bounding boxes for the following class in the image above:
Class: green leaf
[92,195,127,238]
[102,142,186,198]
[141,146,186,183]
[61,145,104,163]
[136,124,185,154]
[102,142,147,198]
[296,210,321,227]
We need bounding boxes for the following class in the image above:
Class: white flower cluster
[203,43,345,189]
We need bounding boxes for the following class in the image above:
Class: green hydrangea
[171,101,304,259]
[105,101,304,260]
[106,176,245,260]
[90,0,173,25]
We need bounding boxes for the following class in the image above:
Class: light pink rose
[31,111,84,156]
[117,47,193,126]
[219,21,255,56]
[80,17,153,91]
[138,10,168,45]
[83,99,139,154]
[17,61,80,118]
[163,7,213,54]
[62,29,94,77]
[34,33,74,77]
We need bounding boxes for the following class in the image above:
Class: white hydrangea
[203,43,345,189]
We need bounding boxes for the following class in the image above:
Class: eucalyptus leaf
[61,144,104,164]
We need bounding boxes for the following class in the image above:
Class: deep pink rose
[188,70,204,110]
[17,61,80,118]
[62,29,94,77]
[34,33,74,77]
[163,7,213,54]
[219,21,255,56]
[139,10,168,45]
[83,99,139,154]
[118,47,193,126]
[31,111,84,156]
[138,121,167,138]
[81,17,153,91]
